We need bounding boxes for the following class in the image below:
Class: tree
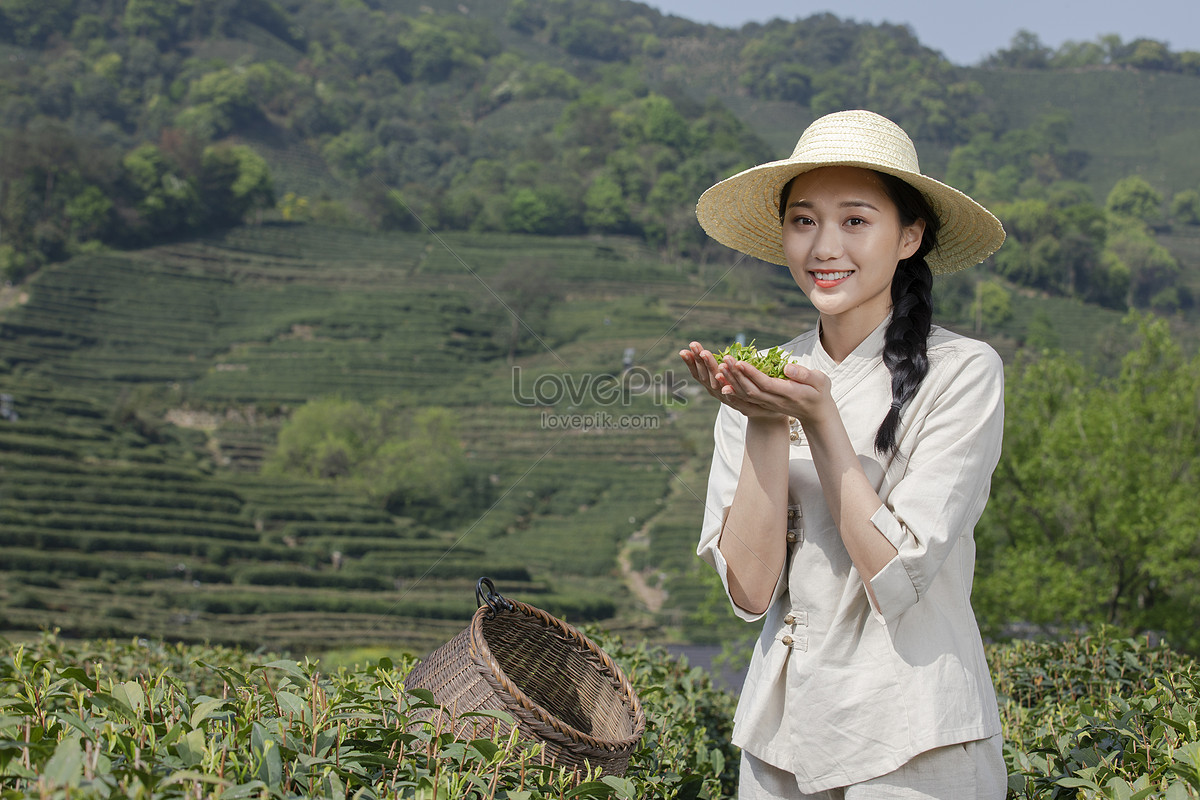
[1170,189,1200,225]
[1106,175,1163,225]
[264,399,473,522]
[265,398,377,479]
[200,144,274,225]
[1124,38,1173,71]
[0,0,74,46]
[505,187,554,234]
[1105,216,1180,308]
[121,143,203,239]
[365,407,469,518]
[491,260,562,363]
[984,30,1052,69]
[583,173,631,233]
[123,0,192,45]
[971,280,1012,333]
[975,315,1200,649]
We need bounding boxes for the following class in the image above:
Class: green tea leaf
[42,735,83,788]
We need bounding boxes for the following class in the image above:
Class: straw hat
[695,109,1004,274]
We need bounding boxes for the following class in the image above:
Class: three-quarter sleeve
[696,405,788,622]
[866,343,1005,623]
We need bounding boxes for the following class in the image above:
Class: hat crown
[789,110,920,174]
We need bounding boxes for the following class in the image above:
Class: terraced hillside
[2,222,1156,654]
[0,223,823,653]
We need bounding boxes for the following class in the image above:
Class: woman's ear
[898,218,926,260]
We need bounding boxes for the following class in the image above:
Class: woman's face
[781,166,924,331]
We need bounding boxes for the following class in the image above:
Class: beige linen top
[697,318,1004,794]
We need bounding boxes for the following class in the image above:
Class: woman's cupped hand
[679,342,835,425]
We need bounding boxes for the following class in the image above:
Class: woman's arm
[718,416,791,614]
[801,404,896,600]
[681,343,792,615]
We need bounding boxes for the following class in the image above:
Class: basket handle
[475,577,515,619]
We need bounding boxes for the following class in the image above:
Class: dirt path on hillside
[0,284,28,313]
[618,524,667,613]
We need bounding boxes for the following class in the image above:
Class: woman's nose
[812,226,843,260]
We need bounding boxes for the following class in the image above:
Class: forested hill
[3,0,1200,317]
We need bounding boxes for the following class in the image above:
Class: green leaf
[460,708,516,727]
[251,723,284,788]
[56,667,93,688]
[261,659,308,683]
[406,687,437,705]
[276,690,308,721]
[42,735,83,788]
[565,781,615,799]
[51,710,96,740]
[1056,776,1103,790]
[161,770,232,789]
[674,773,705,800]
[113,680,145,717]
[197,660,248,689]
[175,727,207,768]
[600,775,637,799]
[190,696,230,728]
[218,780,268,799]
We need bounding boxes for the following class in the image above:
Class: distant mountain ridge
[2,0,1199,319]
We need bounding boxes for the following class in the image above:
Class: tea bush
[2,628,1198,798]
[991,629,1200,799]
[0,631,737,799]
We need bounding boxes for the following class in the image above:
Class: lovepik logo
[511,366,686,408]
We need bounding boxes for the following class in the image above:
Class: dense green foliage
[2,1,1199,316]
[994,630,1200,798]
[983,29,1200,75]
[0,631,739,798]
[1,630,1198,798]
[735,13,980,142]
[976,316,1200,651]
[264,400,478,521]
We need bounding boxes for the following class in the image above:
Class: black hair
[778,170,940,456]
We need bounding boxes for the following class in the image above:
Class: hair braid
[875,257,933,455]
[872,172,940,456]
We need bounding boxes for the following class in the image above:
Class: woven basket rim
[469,599,647,752]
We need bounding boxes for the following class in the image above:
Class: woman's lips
[811,270,853,288]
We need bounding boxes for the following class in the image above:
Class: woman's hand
[680,343,837,425]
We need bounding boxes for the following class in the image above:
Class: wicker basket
[403,579,646,776]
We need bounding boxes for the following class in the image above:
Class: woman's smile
[811,269,854,287]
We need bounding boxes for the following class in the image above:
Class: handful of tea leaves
[713,340,795,379]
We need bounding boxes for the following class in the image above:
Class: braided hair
[874,172,939,456]
[779,170,941,457]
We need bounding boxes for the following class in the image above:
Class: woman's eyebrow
[784,199,880,211]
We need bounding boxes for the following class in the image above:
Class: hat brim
[695,159,1005,275]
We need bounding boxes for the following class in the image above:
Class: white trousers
[738,735,1007,800]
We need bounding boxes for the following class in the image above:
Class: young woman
[679,110,1008,799]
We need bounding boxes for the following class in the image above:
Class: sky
[640,0,1200,66]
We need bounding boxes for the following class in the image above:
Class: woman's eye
[846,217,866,226]
[793,216,815,226]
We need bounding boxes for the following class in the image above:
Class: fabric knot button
[787,507,800,520]
[781,635,794,647]
[790,430,800,442]
[786,531,799,543]
[784,614,795,625]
